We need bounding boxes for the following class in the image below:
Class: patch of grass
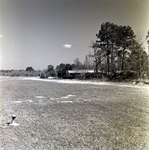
[0,78,149,149]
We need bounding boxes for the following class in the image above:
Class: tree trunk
[107,40,110,77]
[121,47,125,71]
[107,54,110,77]
[111,43,114,74]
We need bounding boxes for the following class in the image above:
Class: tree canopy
[26,67,34,72]
[91,22,148,80]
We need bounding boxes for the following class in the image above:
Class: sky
[0,0,149,70]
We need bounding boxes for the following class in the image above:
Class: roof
[68,69,95,74]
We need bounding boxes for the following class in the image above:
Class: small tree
[127,39,148,80]
[74,58,83,70]
[45,65,55,77]
[56,63,73,78]
[89,42,103,78]
[84,55,90,69]
[26,67,34,72]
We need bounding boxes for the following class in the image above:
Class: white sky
[0,0,149,70]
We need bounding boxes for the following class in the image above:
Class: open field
[0,77,149,149]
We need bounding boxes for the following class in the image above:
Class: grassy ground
[0,77,149,149]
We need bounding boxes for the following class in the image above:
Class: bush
[40,72,46,79]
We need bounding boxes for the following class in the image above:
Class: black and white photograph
[0,0,149,149]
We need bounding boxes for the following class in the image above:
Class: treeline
[54,22,149,81]
[90,22,149,80]
[1,22,149,81]
[0,67,41,77]
[39,59,94,79]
